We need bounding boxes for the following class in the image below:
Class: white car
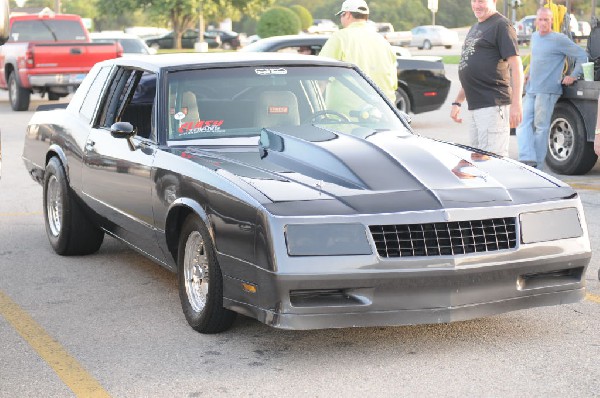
[307,19,339,34]
[409,25,459,50]
[90,32,156,56]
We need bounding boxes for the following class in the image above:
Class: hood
[180,125,575,216]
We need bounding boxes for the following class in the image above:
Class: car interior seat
[255,91,300,128]
[181,91,200,123]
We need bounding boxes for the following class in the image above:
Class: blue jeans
[516,92,560,168]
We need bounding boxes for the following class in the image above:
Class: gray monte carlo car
[22,53,591,334]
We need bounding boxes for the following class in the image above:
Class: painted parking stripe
[564,183,600,192]
[0,290,111,398]
[586,293,600,304]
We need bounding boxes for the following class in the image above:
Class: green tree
[257,6,301,37]
[290,4,313,31]
[97,0,274,49]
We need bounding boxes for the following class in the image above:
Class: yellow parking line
[586,293,600,304]
[564,183,600,192]
[0,290,111,398]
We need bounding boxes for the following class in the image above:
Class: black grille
[369,217,517,258]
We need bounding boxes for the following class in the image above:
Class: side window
[96,67,157,141]
[78,66,112,123]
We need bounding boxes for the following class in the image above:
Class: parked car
[206,29,241,50]
[22,52,591,334]
[516,15,535,45]
[90,31,156,56]
[145,29,220,50]
[241,34,451,114]
[409,25,459,50]
[307,19,338,34]
[373,22,412,46]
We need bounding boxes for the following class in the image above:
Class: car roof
[90,32,141,39]
[101,51,347,71]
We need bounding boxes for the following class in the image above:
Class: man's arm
[562,36,588,85]
[507,55,523,128]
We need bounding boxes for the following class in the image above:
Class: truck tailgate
[31,42,119,70]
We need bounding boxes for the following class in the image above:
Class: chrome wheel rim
[46,175,62,237]
[9,77,16,104]
[184,231,209,313]
[396,95,407,113]
[549,117,573,162]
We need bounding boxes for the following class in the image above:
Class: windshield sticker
[178,120,224,135]
[269,106,289,114]
[173,111,187,120]
[255,68,288,75]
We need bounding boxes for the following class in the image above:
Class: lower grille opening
[517,267,584,290]
[290,289,371,307]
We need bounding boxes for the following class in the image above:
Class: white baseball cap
[335,0,370,16]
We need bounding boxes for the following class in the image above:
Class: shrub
[290,5,313,31]
[257,7,301,38]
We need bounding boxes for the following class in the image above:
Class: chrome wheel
[548,117,574,162]
[183,231,210,313]
[46,175,62,237]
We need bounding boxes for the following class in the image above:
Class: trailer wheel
[546,102,598,175]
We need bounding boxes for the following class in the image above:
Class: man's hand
[450,104,462,123]
[509,100,523,128]
[562,75,577,86]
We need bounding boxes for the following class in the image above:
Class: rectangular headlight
[520,208,582,244]
[285,223,372,256]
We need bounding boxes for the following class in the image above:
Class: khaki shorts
[468,105,510,157]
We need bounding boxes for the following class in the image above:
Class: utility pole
[54,0,61,13]
[427,0,438,26]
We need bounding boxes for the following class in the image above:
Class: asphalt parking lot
[0,61,599,397]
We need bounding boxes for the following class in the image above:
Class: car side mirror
[110,121,137,150]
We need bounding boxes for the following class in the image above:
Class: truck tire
[547,102,598,175]
[8,72,31,111]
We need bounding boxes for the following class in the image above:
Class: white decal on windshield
[255,68,288,75]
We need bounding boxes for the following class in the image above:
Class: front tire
[423,40,432,50]
[177,215,236,334]
[8,72,31,111]
[43,157,104,255]
[546,102,598,175]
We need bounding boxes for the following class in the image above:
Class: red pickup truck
[0,11,122,111]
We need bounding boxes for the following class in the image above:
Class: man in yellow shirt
[319,0,397,103]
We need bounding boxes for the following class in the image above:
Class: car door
[81,67,165,262]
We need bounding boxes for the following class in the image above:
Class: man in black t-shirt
[450,0,523,157]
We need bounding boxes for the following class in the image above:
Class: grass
[442,55,461,64]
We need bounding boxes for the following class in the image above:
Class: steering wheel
[306,110,350,124]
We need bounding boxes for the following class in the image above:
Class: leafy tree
[290,4,313,31]
[96,0,274,49]
[257,7,301,37]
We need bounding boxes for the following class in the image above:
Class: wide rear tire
[177,215,236,334]
[43,157,104,255]
[395,87,411,114]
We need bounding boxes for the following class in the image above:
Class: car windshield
[166,65,406,146]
